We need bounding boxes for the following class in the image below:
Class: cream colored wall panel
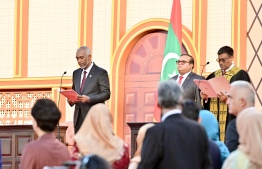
[0,0,14,78]
[126,0,192,32]
[92,0,112,75]
[206,0,232,72]
[28,0,79,78]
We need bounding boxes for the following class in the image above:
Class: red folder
[59,89,78,102]
[193,76,231,98]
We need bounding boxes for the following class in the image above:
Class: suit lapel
[75,69,82,94]
[81,64,97,94]
[172,75,178,81]
[182,72,193,88]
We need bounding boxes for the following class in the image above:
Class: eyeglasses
[176,60,191,65]
[216,57,230,63]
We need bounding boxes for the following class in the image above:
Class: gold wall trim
[231,0,247,69]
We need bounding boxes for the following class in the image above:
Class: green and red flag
[153,0,182,122]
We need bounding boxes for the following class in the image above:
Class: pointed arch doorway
[122,31,189,149]
[123,31,189,147]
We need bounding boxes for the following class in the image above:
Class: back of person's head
[75,104,124,164]
[79,155,111,169]
[217,46,234,56]
[200,110,230,163]
[199,110,219,141]
[134,123,155,157]
[182,100,200,121]
[237,109,262,167]
[230,81,255,106]
[158,79,183,109]
[31,98,61,132]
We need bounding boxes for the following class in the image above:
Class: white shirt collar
[161,109,181,122]
[83,62,94,74]
[225,63,234,72]
[177,71,191,85]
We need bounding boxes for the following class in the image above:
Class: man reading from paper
[200,46,251,141]
[68,46,110,133]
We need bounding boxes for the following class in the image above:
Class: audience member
[182,100,222,169]
[199,110,230,164]
[222,109,262,169]
[171,54,204,108]
[20,99,70,169]
[137,80,211,169]
[225,81,255,152]
[181,99,200,121]
[79,155,111,169]
[74,103,129,169]
[128,123,155,169]
[201,46,251,141]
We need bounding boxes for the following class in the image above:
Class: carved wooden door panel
[124,32,166,149]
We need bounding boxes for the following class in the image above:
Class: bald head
[226,81,255,116]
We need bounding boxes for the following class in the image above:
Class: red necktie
[178,76,183,85]
[80,71,87,92]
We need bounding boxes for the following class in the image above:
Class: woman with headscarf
[74,103,130,169]
[222,108,262,169]
[199,110,230,164]
[128,123,155,169]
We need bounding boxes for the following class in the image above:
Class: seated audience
[128,123,155,169]
[222,109,262,169]
[79,155,111,169]
[20,99,70,169]
[225,81,256,152]
[182,100,222,169]
[199,110,230,164]
[137,80,211,169]
[74,103,130,169]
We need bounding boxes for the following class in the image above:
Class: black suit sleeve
[202,73,215,110]
[200,126,212,169]
[225,119,239,152]
[195,75,205,108]
[137,128,162,169]
[88,70,110,103]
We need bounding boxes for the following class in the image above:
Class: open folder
[58,89,78,102]
[193,76,231,98]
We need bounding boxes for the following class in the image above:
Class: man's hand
[77,95,90,103]
[217,91,228,103]
[200,91,208,100]
[67,99,75,106]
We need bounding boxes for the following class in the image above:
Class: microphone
[57,71,67,141]
[58,71,67,108]
[197,62,209,104]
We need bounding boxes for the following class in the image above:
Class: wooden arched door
[123,32,166,146]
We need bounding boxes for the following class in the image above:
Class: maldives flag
[153,0,182,122]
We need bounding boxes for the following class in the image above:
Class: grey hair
[77,46,92,56]
[158,79,183,108]
[231,81,255,105]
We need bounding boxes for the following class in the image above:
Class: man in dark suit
[171,54,204,108]
[68,46,110,133]
[137,80,211,169]
[225,81,255,152]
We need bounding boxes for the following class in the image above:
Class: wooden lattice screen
[0,91,52,125]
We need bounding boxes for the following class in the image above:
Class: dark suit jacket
[225,119,239,152]
[137,114,211,169]
[71,63,110,131]
[171,72,205,107]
